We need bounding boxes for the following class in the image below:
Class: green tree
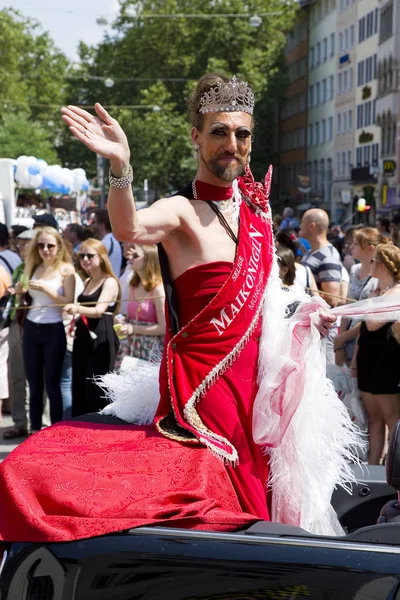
[0,112,58,163]
[66,0,298,190]
[0,8,69,158]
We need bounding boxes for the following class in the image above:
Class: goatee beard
[202,154,246,182]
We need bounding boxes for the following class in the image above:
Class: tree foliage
[0,112,58,163]
[0,8,68,160]
[67,0,298,192]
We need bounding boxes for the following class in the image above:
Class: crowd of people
[2,204,400,467]
[274,209,400,465]
[0,210,166,439]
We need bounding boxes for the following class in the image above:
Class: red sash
[155,198,273,463]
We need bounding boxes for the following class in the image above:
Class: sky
[0,0,120,61]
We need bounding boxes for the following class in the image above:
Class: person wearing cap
[2,229,35,438]
[32,213,59,231]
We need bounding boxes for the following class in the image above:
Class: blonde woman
[116,244,165,366]
[355,242,400,464]
[64,238,121,416]
[19,226,75,432]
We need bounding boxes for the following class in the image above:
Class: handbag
[15,292,32,329]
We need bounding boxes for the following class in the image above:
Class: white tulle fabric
[96,252,400,536]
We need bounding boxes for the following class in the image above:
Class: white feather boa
[253,255,363,536]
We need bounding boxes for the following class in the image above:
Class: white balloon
[16,155,30,165]
[15,165,29,185]
[28,174,43,188]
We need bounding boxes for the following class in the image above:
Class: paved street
[0,415,26,461]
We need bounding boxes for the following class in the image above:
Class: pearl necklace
[191,180,241,225]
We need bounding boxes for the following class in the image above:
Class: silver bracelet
[109,164,133,188]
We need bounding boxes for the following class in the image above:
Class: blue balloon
[28,164,40,175]
[81,179,90,191]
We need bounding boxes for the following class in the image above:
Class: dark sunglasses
[79,252,97,260]
[37,242,56,250]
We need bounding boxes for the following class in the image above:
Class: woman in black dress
[64,238,120,416]
[355,242,400,464]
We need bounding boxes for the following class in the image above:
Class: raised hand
[61,103,130,174]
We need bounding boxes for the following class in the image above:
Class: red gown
[0,262,269,542]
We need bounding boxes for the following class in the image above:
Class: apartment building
[306,0,337,213]
[279,11,309,209]
[375,0,400,213]
[351,0,380,220]
[332,0,357,223]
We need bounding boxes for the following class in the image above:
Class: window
[347,150,352,174]
[309,47,314,70]
[357,104,363,128]
[315,82,320,105]
[348,109,353,131]
[364,101,371,126]
[321,119,326,143]
[380,2,393,43]
[373,99,376,123]
[359,16,365,43]
[299,128,305,147]
[343,70,348,91]
[336,152,341,176]
[339,31,343,53]
[343,111,347,132]
[328,116,333,140]
[366,11,373,38]
[316,42,321,65]
[337,113,342,134]
[322,79,327,103]
[329,75,334,99]
[315,122,320,144]
[323,37,328,61]
[338,72,342,94]
[356,147,362,166]
[374,8,379,34]
[330,33,335,57]
[308,124,313,146]
[373,54,377,79]
[365,56,372,82]
[358,61,364,86]
[372,143,379,165]
[309,85,314,108]
[344,28,349,50]
[363,145,370,165]
[341,152,346,177]
[349,68,353,89]
[350,25,355,48]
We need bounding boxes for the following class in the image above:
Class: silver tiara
[199,76,255,115]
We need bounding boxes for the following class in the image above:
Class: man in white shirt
[0,223,22,276]
[90,208,122,277]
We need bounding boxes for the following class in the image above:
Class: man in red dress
[0,74,342,543]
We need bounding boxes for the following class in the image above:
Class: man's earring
[193,143,200,159]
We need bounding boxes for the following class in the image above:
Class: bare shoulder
[150,194,193,216]
[60,262,75,277]
[153,282,165,298]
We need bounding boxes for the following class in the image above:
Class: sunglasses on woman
[79,253,97,260]
[37,243,56,250]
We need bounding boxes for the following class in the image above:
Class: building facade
[306,0,337,214]
[351,0,380,222]
[279,11,309,212]
[332,0,357,224]
[375,0,400,215]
